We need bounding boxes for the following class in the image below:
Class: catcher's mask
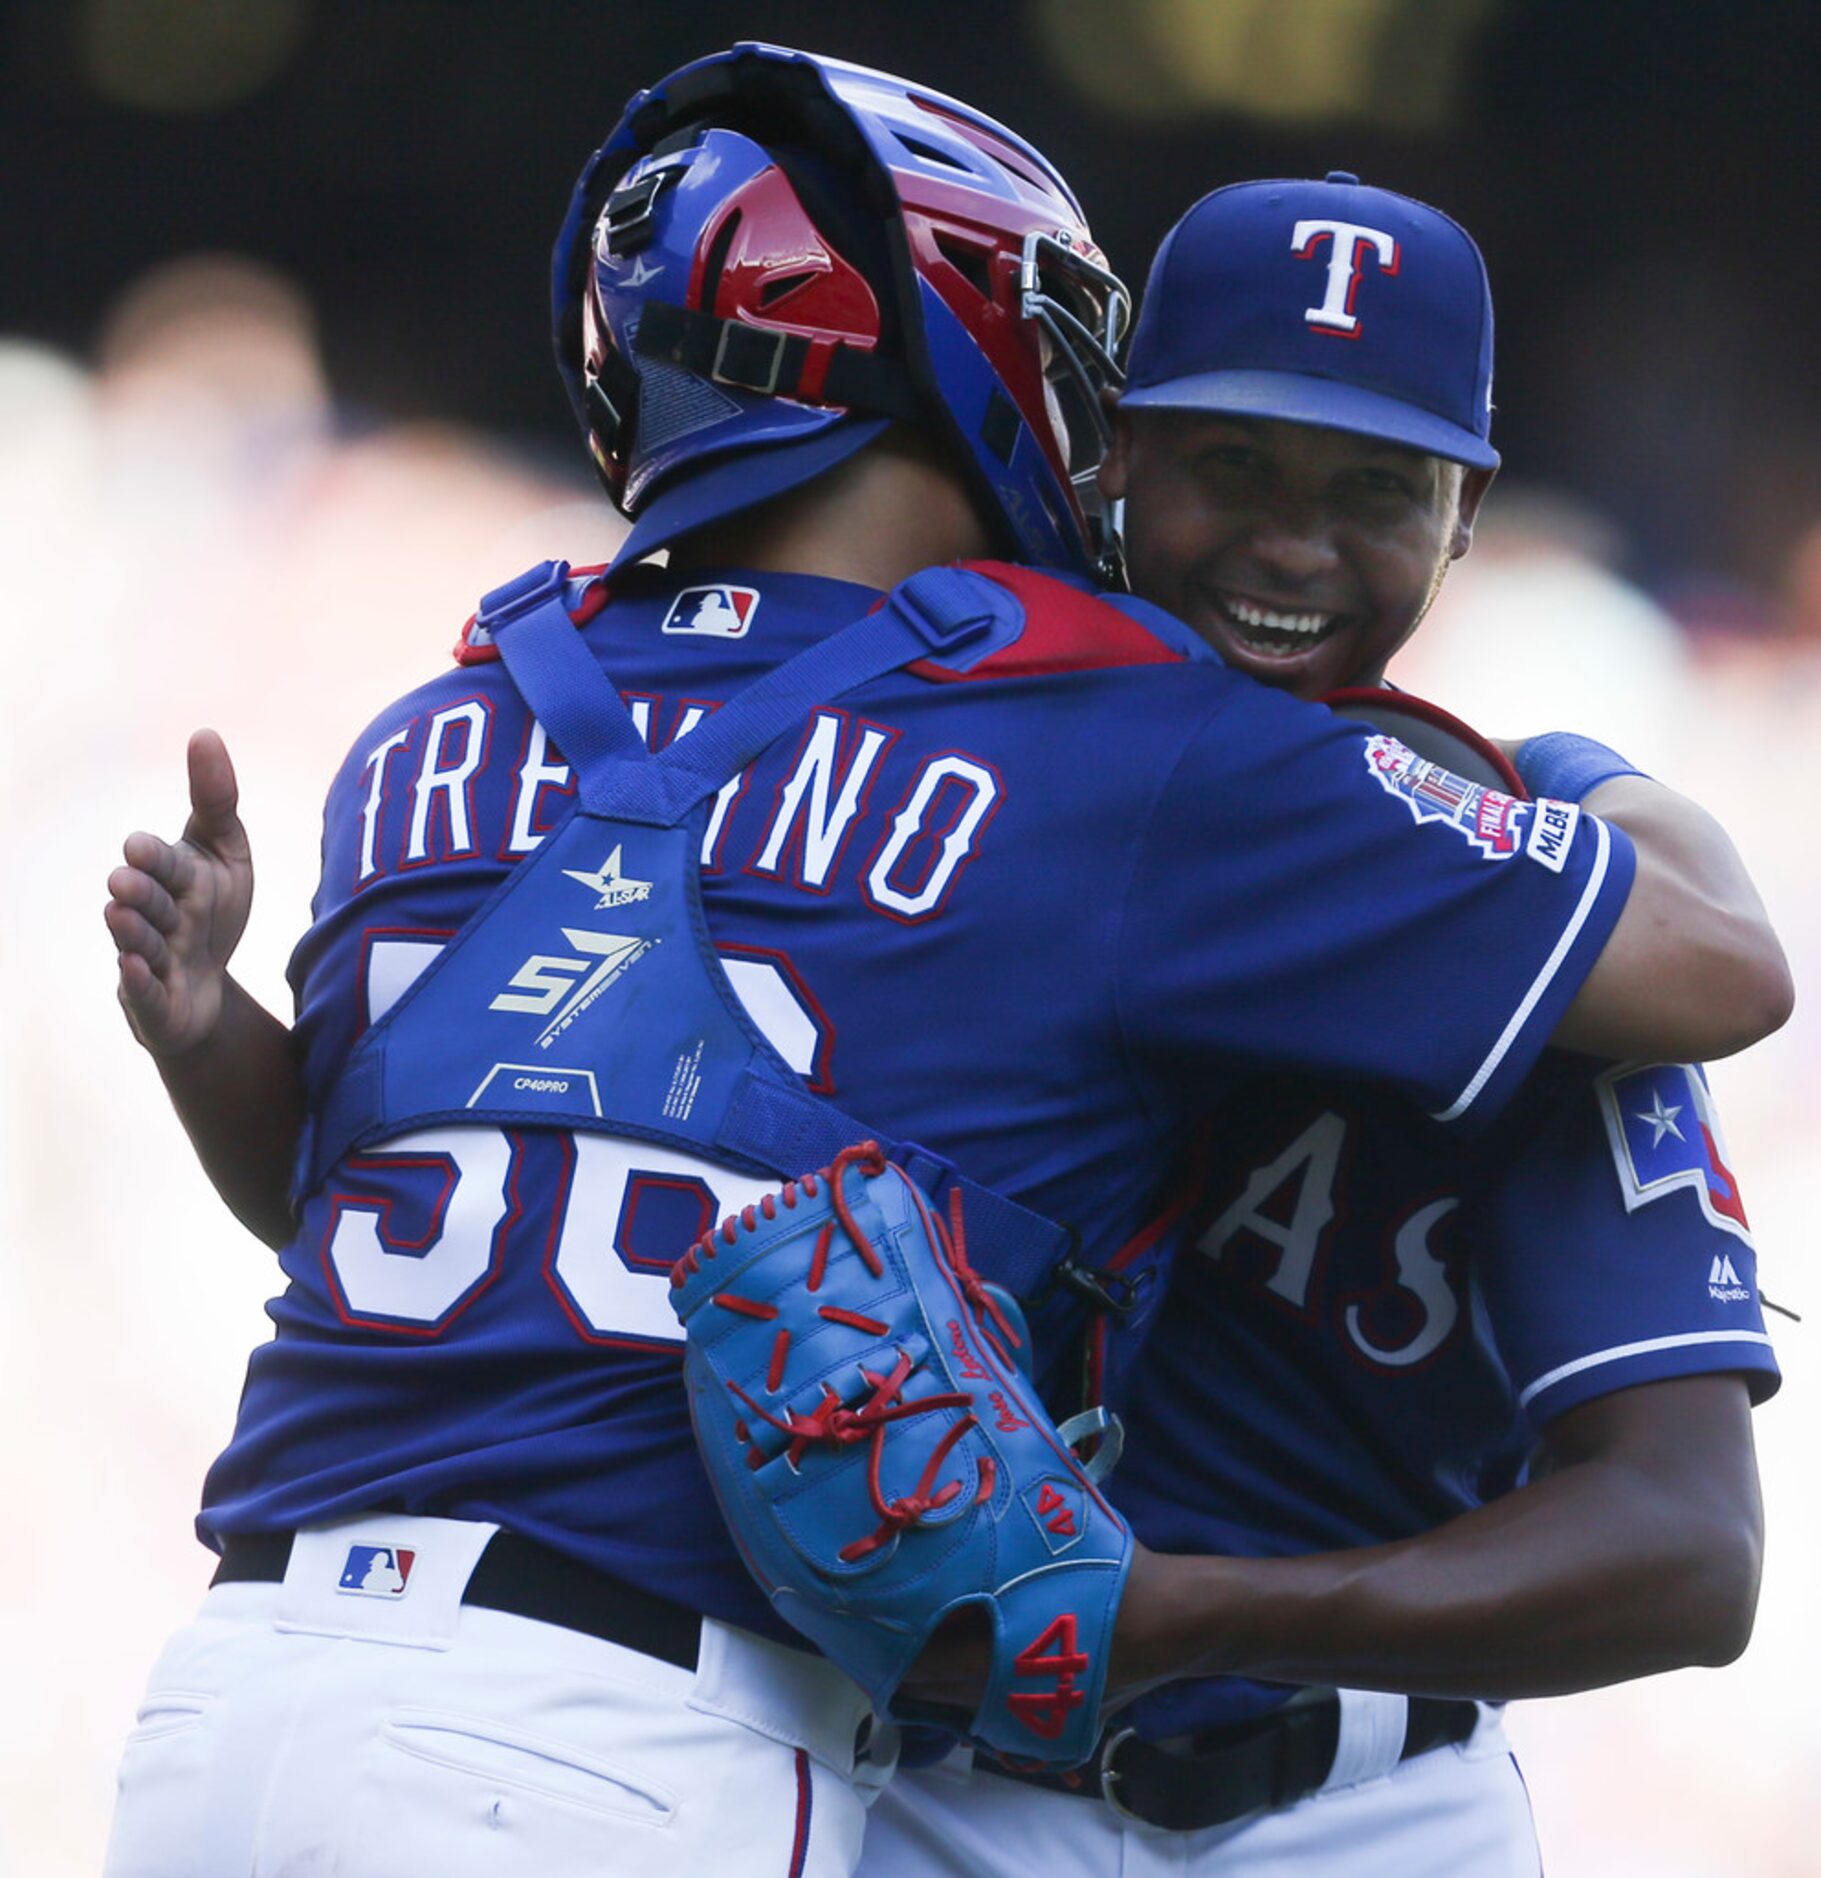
[552,43,1131,574]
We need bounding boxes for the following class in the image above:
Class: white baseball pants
[858,1699,1540,1878]
[104,1515,891,1877]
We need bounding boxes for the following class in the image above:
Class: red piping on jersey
[1321,686,1527,798]
[1104,1130,1215,1280]
[787,1749,813,1878]
[1083,1126,1215,1411]
[453,564,612,665]
[908,560,1189,682]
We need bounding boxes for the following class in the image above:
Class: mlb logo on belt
[337,1543,417,1597]
[662,584,760,638]
[1596,1062,1751,1245]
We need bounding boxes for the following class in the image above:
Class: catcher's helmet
[553,44,1130,574]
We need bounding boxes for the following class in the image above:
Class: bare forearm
[1116,1381,1763,1702]
[153,976,304,1249]
[1127,1483,1730,1701]
[1557,776,1792,1061]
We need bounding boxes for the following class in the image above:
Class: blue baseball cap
[1122,172,1498,470]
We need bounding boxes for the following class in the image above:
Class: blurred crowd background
[2,2,1815,1872]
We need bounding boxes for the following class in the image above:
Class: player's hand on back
[106,729,254,1058]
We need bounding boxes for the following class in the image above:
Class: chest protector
[299,558,1083,1301]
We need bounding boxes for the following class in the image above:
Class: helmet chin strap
[1085,493,1129,593]
[628,299,923,423]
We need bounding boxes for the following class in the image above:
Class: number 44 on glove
[669,1143,1132,1770]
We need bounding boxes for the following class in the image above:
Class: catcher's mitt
[670,1142,1130,1770]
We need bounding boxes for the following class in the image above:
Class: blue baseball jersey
[1112,1048,1779,1739]
[201,561,1636,1637]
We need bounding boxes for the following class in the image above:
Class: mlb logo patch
[1523,797,1580,874]
[1596,1062,1752,1245]
[1020,1478,1085,1555]
[661,585,760,639]
[337,1543,417,1598]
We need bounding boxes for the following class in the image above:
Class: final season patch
[1362,734,1527,860]
[1596,1061,1752,1247]
[661,584,759,638]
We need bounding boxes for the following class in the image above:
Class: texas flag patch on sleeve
[1595,1062,1752,1244]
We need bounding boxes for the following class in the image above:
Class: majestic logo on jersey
[1708,1253,1749,1303]
[661,584,760,638]
[337,1543,416,1597]
[1362,735,1526,860]
[489,929,658,1049]
[1597,1061,1752,1247]
[1291,218,1399,337]
[562,843,653,909]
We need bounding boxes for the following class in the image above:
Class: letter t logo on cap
[1291,219,1400,337]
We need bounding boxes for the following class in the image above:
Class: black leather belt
[976,1692,1479,1832]
[213,1529,703,1671]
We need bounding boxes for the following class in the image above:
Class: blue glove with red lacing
[669,1142,1131,1771]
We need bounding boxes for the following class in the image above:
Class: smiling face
[1101,409,1494,700]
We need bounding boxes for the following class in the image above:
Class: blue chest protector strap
[301,560,1075,1301]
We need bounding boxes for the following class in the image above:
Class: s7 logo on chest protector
[490,929,658,1048]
